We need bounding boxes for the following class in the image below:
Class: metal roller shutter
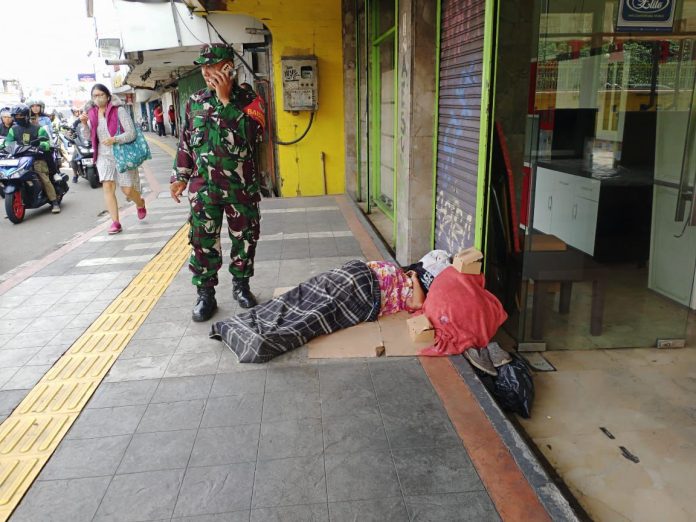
[435,0,486,253]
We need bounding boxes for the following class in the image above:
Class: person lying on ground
[210,258,426,363]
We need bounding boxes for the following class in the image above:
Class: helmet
[0,107,11,117]
[11,104,30,119]
[26,99,45,113]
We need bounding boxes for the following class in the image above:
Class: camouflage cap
[193,43,235,65]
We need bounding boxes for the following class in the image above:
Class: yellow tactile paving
[0,224,190,521]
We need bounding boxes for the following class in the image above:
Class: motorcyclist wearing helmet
[0,107,12,137]
[28,99,55,139]
[4,104,61,213]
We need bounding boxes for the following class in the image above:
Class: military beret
[193,43,235,65]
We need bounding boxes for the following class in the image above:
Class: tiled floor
[3,141,502,521]
[519,348,696,522]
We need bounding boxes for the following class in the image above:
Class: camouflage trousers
[188,187,260,288]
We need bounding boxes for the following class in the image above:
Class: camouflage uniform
[173,47,265,289]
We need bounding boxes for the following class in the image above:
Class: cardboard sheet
[379,312,433,356]
[307,321,384,359]
[272,286,296,298]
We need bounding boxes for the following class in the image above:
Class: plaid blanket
[210,260,381,363]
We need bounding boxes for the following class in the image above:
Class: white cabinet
[532,167,601,255]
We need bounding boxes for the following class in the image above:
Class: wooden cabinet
[532,167,600,255]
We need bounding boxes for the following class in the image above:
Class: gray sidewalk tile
[11,476,112,522]
[392,447,482,495]
[1,364,51,390]
[87,380,160,409]
[40,435,131,480]
[104,355,172,382]
[0,333,14,348]
[251,503,329,522]
[137,399,206,433]
[3,304,52,320]
[22,291,66,308]
[321,392,381,418]
[46,327,86,347]
[189,425,260,467]
[65,311,103,330]
[0,388,28,415]
[117,429,197,474]
[0,319,32,336]
[201,393,263,427]
[2,330,56,350]
[381,407,461,450]
[151,375,215,404]
[0,348,41,368]
[132,321,188,341]
[173,512,250,522]
[266,366,319,393]
[252,455,327,508]
[404,492,501,522]
[164,352,221,378]
[94,469,185,522]
[325,451,401,502]
[56,290,103,304]
[146,305,192,324]
[16,314,74,333]
[182,319,216,336]
[261,390,321,423]
[210,370,266,397]
[43,300,90,317]
[66,405,147,440]
[175,335,225,356]
[328,497,410,522]
[309,238,339,258]
[119,338,179,359]
[318,363,376,396]
[258,418,323,460]
[173,462,255,517]
[27,344,69,366]
[0,367,19,389]
[0,294,29,308]
[322,413,389,454]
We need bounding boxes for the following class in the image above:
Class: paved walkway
[0,136,567,521]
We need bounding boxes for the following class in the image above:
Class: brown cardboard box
[407,314,435,342]
[380,312,432,356]
[452,247,483,273]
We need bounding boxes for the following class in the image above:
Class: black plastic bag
[475,354,535,418]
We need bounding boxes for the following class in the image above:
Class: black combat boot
[192,287,217,322]
[232,278,257,309]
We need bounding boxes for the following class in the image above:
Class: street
[0,166,142,279]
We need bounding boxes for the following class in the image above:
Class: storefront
[490,0,696,350]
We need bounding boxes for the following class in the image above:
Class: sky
[2,0,98,87]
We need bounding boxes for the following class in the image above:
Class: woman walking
[81,84,147,234]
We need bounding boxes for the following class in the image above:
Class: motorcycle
[61,125,100,188]
[0,139,69,223]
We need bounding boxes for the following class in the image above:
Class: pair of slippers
[464,342,511,377]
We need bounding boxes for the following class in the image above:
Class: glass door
[522,0,696,349]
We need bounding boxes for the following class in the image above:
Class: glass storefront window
[521,0,696,349]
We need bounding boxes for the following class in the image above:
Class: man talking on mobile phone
[170,43,266,322]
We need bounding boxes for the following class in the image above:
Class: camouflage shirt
[173,84,265,201]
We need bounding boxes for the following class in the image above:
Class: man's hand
[207,69,233,106]
[170,180,187,203]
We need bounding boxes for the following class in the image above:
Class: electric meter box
[281,56,318,111]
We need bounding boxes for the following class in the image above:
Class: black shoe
[233,278,257,308]
[192,287,217,322]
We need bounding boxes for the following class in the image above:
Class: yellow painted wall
[221,0,345,197]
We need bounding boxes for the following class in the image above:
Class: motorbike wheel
[5,191,25,224]
[87,168,101,189]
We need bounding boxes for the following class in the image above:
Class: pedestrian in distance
[170,43,266,322]
[80,84,147,234]
[154,104,165,137]
[168,104,177,137]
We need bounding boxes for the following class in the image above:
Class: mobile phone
[221,63,233,76]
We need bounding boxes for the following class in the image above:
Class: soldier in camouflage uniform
[171,44,266,322]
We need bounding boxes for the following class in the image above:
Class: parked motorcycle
[0,140,69,223]
[61,125,100,188]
